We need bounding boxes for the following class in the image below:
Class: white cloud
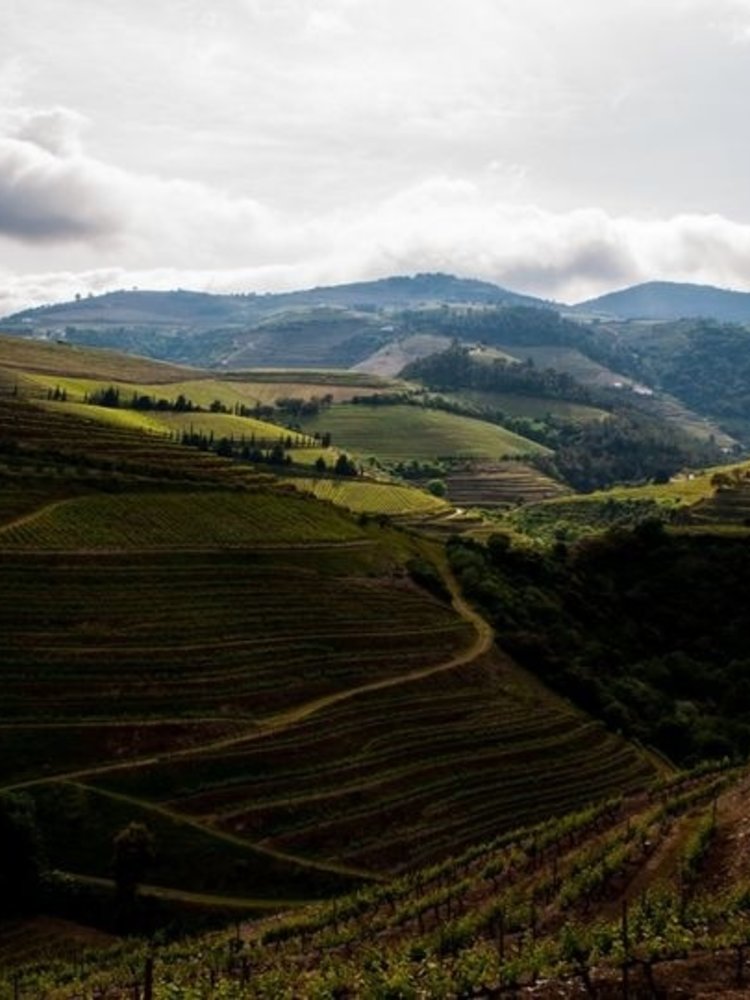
[0,135,125,241]
[1,2,750,310]
[3,169,750,315]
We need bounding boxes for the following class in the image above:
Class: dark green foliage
[405,557,451,602]
[0,793,45,917]
[334,452,358,477]
[113,822,157,907]
[616,319,750,437]
[448,529,750,764]
[401,305,637,377]
[402,342,594,404]
[535,409,710,491]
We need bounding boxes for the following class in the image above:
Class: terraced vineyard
[40,400,313,449]
[296,403,549,461]
[90,652,656,875]
[9,762,750,998]
[0,335,673,981]
[506,463,750,541]
[443,461,569,509]
[0,546,473,726]
[0,490,362,549]
[0,397,265,488]
[0,334,195,382]
[447,388,608,423]
[286,476,450,515]
[689,479,750,526]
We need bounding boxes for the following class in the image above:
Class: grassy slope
[0,334,196,381]
[41,400,314,447]
[286,477,450,515]
[297,404,549,461]
[446,388,608,423]
[22,371,391,409]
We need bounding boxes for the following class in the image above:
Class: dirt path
[2,555,492,795]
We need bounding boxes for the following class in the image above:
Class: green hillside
[6,323,750,999]
[0,341,661,935]
[287,476,450,515]
[297,403,548,461]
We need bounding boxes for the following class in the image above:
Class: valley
[2,286,750,997]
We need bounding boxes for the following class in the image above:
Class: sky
[2,0,750,312]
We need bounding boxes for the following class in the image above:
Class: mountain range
[7,274,750,333]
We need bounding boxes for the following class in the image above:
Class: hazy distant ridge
[574,280,750,322]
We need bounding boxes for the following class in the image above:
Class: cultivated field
[296,404,549,461]
[0,334,196,382]
[286,477,450,515]
[447,388,608,423]
[10,761,747,999]
[0,490,366,549]
[443,461,569,509]
[0,337,663,955]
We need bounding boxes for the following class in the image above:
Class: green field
[297,404,549,461]
[23,371,387,410]
[0,490,366,549]
[41,400,313,447]
[0,334,195,382]
[286,477,450,515]
[446,388,608,423]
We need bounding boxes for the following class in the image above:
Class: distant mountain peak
[574,281,750,322]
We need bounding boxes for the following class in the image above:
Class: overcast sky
[2,0,750,312]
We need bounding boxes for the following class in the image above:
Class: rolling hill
[574,280,750,322]
[3,273,547,338]
[0,335,661,956]
[5,329,750,998]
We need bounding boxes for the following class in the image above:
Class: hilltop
[4,273,546,332]
[574,280,750,323]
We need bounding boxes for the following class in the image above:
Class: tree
[426,478,447,497]
[334,453,357,477]
[113,822,156,908]
[314,456,327,473]
[0,793,44,917]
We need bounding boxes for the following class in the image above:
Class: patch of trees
[84,386,201,411]
[398,305,638,377]
[534,409,715,492]
[402,343,595,404]
[0,793,44,917]
[276,394,334,418]
[448,527,750,764]
[180,431,296,466]
[350,392,413,406]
